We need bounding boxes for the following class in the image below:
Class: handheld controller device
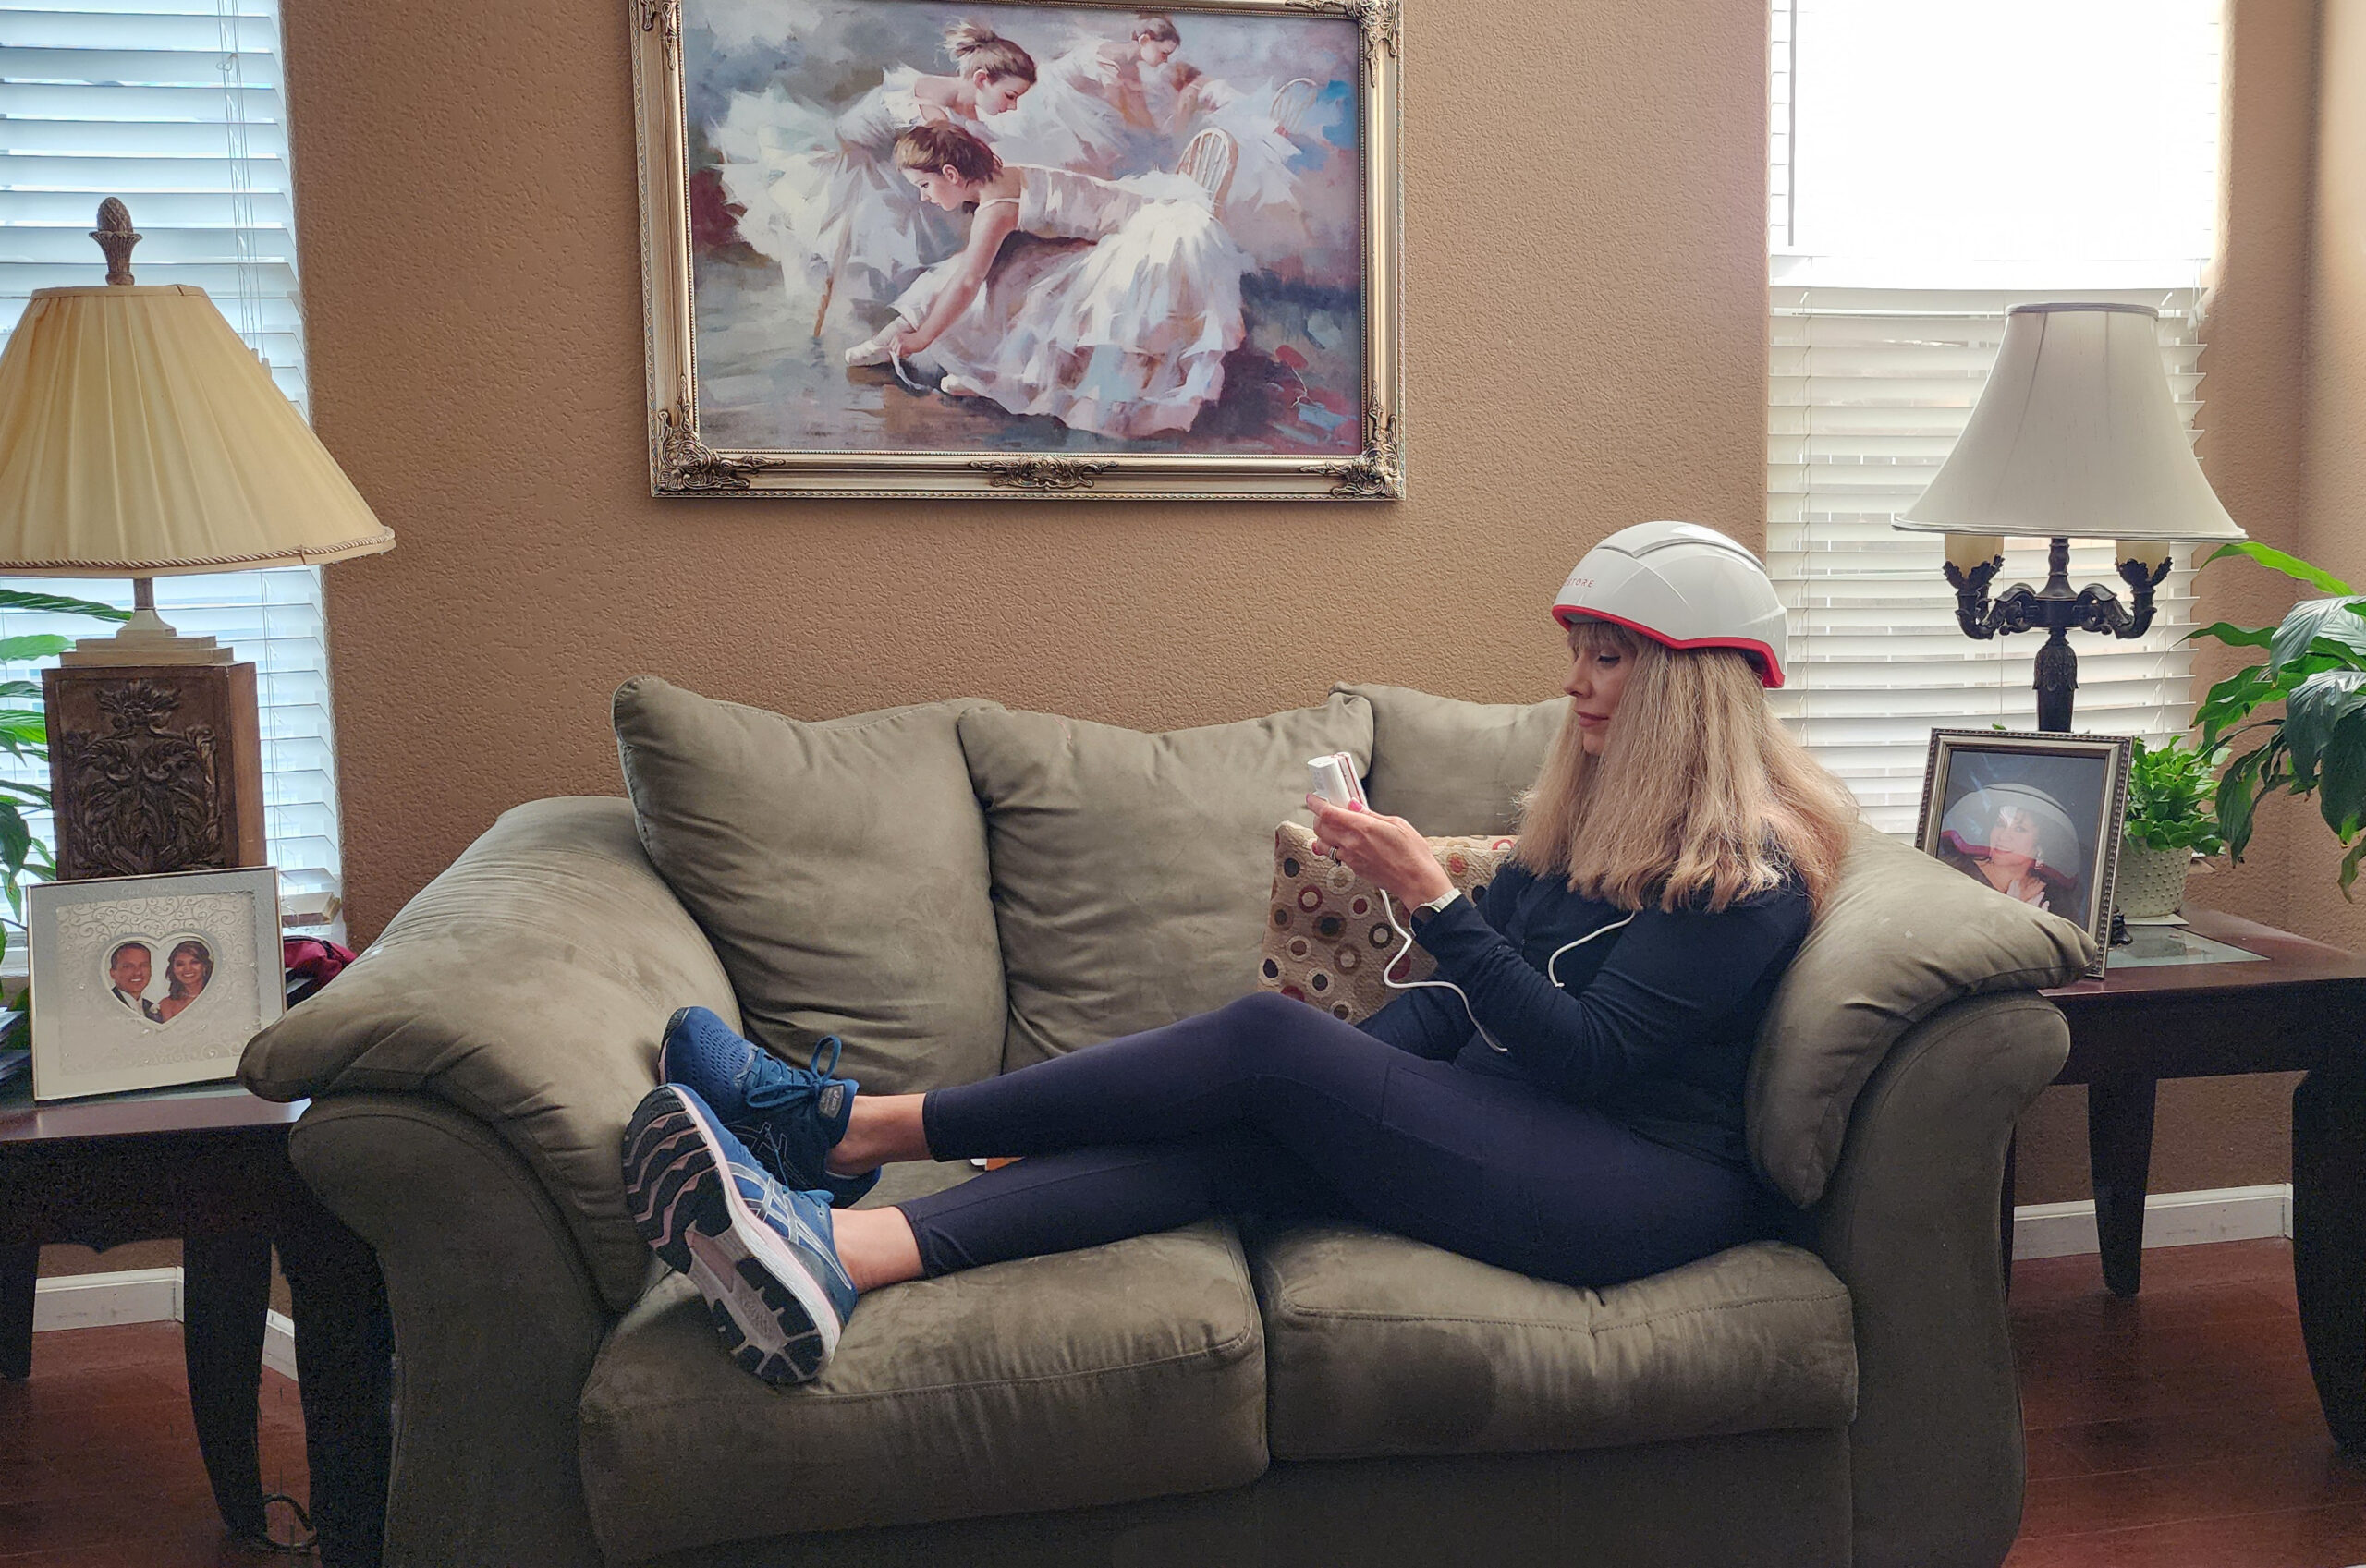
[1307,752,1366,810]
[1302,752,1632,1055]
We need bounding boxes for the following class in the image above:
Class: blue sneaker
[622,1084,860,1387]
[657,1006,878,1206]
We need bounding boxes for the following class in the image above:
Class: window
[1767,0,2223,833]
[0,0,342,901]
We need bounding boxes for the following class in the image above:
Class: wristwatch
[1415,888,1461,919]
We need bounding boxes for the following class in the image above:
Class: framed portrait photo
[631,0,1401,499]
[1915,731,2132,978]
[26,867,284,1101]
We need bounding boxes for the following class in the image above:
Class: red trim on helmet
[1553,602,1787,688]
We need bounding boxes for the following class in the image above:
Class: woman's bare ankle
[833,1205,922,1292]
[826,1093,928,1176]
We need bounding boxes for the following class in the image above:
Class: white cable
[1378,892,1636,1053]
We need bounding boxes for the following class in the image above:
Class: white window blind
[1767,0,2223,835]
[0,0,340,901]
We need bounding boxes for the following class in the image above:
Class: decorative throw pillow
[1259,821,1517,1025]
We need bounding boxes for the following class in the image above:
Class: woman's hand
[888,323,930,357]
[1305,796,1456,908]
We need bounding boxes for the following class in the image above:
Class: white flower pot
[2115,838,2195,919]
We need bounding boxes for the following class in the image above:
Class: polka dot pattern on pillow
[1259,821,1518,1025]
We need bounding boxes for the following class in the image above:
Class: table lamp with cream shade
[1894,301,2244,733]
[0,200,393,881]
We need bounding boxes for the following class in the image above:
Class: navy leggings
[896,992,1784,1289]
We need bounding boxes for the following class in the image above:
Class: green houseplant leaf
[2203,541,2356,595]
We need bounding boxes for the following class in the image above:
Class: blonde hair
[945,21,1038,83]
[895,123,1001,183]
[1514,619,1859,915]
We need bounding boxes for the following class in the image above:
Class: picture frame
[630,0,1402,499]
[1914,730,2131,978]
[27,867,284,1101]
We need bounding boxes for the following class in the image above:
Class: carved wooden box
[42,663,268,881]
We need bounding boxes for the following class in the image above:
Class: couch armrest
[240,795,738,1310]
[1812,991,2068,1568]
[292,1095,610,1568]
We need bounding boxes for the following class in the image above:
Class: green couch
[240,678,2092,1568]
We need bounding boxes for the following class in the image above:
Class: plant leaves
[2216,741,2276,862]
[0,635,73,662]
[0,590,130,624]
[2345,834,2366,901]
[2188,621,2278,650]
[2269,598,2366,675]
[2282,669,2366,783]
[2323,710,2366,839]
[2205,541,2357,595]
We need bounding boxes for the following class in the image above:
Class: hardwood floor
[0,1321,308,1566]
[0,1239,2358,1564]
[2005,1238,2366,1566]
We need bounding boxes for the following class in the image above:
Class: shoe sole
[623,1088,842,1386]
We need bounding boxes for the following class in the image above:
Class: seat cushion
[578,1220,1267,1562]
[1253,1225,1855,1462]
[1335,682,1567,835]
[957,697,1372,1070]
[613,677,1006,1094]
[1746,824,2098,1206]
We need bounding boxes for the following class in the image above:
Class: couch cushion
[1335,682,1567,835]
[1746,824,2098,1207]
[1254,1225,1855,1461]
[1259,821,1517,1023]
[578,1221,1266,1562]
[958,697,1372,1070]
[613,677,1006,1094]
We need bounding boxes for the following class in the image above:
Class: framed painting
[631,0,1401,498]
[1914,729,2131,977]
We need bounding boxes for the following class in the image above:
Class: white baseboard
[2013,1182,2294,1260]
[32,1268,299,1381]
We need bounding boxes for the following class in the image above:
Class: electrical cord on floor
[238,1492,316,1555]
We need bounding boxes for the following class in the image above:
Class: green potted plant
[2191,541,2366,893]
[2116,736,2225,918]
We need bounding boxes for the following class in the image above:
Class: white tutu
[895,166,1252,439]
[707,70,969,305]
[973,55,1144,178]
[1177,77,1345,284]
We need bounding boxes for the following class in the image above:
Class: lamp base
[41,661,267,880]
[56,606,232,668]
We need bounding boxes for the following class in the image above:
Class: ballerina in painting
[707,22,1043,333]
[844,124,1251,440]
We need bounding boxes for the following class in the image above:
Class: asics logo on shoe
[818,1083,845,1120]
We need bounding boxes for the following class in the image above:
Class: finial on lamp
[91,198,140,286]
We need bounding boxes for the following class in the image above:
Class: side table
[0,1078,392,1566]
[2029,907,2366,1453]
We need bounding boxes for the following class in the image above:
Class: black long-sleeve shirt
[1356,861,1812,1174]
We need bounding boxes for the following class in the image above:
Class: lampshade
[0,284,393,576]
[1896,303,2244,545]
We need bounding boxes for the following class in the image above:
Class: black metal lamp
[1894,303,2246,733]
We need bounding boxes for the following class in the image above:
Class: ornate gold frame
[631,0,1402,499]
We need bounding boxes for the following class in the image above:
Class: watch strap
[1416,888,1462,918]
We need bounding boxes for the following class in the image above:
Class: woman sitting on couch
[622,521,1861,1387]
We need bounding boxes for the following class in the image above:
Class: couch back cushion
[1335,682,1566,835]
[1748,824,2097,1207]
[614,677,1006,1094]
[959,697,1373,1069]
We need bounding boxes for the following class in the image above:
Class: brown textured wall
[271,2,2322,1211]
[283,0,1774,947]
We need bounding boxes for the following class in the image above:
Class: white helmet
[1551,521,1787,688]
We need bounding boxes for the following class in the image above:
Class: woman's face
[1135,35,1177,66]
[905,165,977,210]
[971,69,1030,115]
[1986,806,2041,871]
[171,948,207,991]
[1564,626,1635,758]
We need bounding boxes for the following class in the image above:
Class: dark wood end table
[2032,907,2366,1453]
[0,1077,392,1566]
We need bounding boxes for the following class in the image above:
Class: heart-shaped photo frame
[97,930,217,1028]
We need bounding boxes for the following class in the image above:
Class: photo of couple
[105,937,213,1025]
